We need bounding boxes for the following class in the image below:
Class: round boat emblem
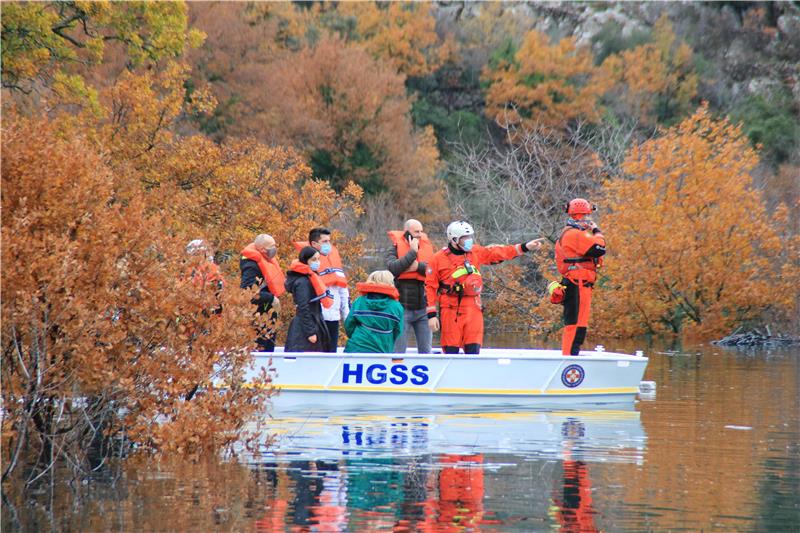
[561,364,585,388]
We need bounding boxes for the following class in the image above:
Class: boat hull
[245,348,649,410]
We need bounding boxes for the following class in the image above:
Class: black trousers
[255,309,277,352]
[256,335,275,352]
[443,343,481,355]
[324,320,339,352]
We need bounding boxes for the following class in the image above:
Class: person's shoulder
[286,271,308,285]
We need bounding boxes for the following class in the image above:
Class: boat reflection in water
[249,406,645,531]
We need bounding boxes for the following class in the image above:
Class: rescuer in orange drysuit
[554,199,606,356]
[425,221,543,354]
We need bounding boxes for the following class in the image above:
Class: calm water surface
[4,342,799,532]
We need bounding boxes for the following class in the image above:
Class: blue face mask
[462,238,474,252]
[309,260,320,272]
[319,243,332,256]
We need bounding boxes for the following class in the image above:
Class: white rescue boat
[244,347,650,410]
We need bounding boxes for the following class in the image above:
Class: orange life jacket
[186,261,223,290]
[355,282,400,300]
[555,226,605,283]
[241,243,286,297]
[293,241,347,287]
[288,260,333,308]
[387,230,434,282]
[439,249,484,297]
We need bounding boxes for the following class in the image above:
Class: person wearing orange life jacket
[240,233,286,352]
[285,246,334,352]
[294,227,350,353]
[555,198,606,356]
[182,239,225,402]
[425,221,544,355]
[185,239,224,292]
[344,270,404,353]
[386,219,434,354]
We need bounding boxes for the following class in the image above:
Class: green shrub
[731,87,799,164]
[591,20,651,64]
[411,98,485,151]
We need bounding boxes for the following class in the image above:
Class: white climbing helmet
[446,221,474,243]
[185,239,207,255]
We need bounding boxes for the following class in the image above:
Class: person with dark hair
[294,227,350,352]
[284,246,333,352]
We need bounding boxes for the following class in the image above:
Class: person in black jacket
[284,246,332,352]
[385,219,433,353]
[240,234,284,352]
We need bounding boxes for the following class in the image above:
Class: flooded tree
[1,111,271,484]
[596,104,799,337]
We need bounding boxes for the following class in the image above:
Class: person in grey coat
[385,218,434,354]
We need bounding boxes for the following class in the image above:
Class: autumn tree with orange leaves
[187,3,447,222]
[594,105,799,338]
[89,61,364,256]
[259,37,444,219]
[237,1,448,78]
[2,67,365,484]
[337,1,450,78]
[601,14,698,126]
[1,111,271,483]
[482,30,608,131]
[1,2,367,485]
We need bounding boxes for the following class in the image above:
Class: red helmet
[566,198,595,219]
